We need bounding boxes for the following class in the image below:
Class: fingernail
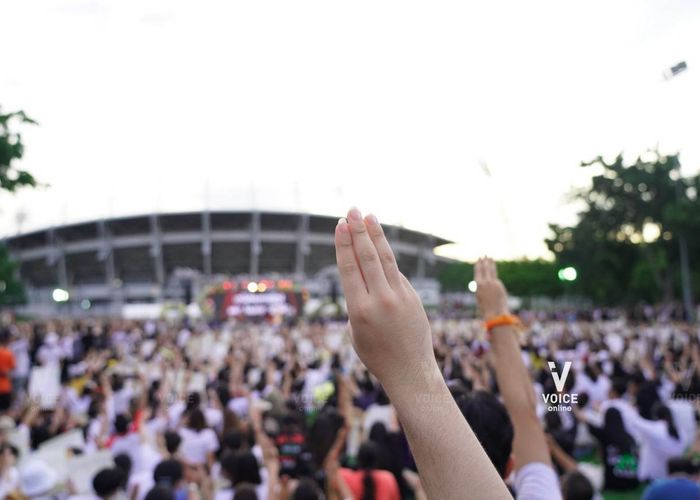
[366,214,378,226]
[336,218,349,233]
[348,207,362,221]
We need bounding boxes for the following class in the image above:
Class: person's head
[560,471,594,500]
[610,377,628,399]
[153,459,184,489]
[230,451,262,486]
[114,414,131,435]
[163,431,181,455]
[652,402,679,440]
[144,485,175,500]
[455,390,514,478]
[604,408,635,448]
[186,392,201,413]
[0,329,10,346]
[187,408,207,432]
[642,477,700,500]
[222,430,245,453]
[111,374,125,393]
[93,468,126,499]
[292,478,322,500]
[232,483,259,500]
[113,453,132,481]
[368,422,388,444]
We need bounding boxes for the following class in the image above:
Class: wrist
[482,309,510,321]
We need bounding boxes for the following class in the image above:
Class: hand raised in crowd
[334,207,435,389]
[335,208,511,500]
[474,257,554,473]
[474,256,510,320]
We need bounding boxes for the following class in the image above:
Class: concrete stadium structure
[5,211,452,316]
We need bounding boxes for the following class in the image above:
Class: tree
[440,259,564,297]
[0,109,39,192]
[0,107,40,305]
[547,151,700,307]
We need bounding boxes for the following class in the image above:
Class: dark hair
[113,453,132,481]
[222,431,245,453]
[357,442,377,500]
[292,479,322,500]
[455,390,514,477]
[583,364,598,383]
[111,374,125,392]
[308,408,344,466]
[114,414,131,435]
[561,471,594,500]
[164,431,181,455]
[668,457,700,475]
[603,408,635,450]
[233,483,259,500]
[187,408,207,432]
[611,377,628,398]
[92,468,125,498]
[186,392,201,413]
[144,485,175,500]
[652,403,679,440]
[153,459,183,487]
[231,451,262,486]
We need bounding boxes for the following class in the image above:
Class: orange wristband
[484,314,521,332]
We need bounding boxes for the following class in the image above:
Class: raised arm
[474,258,551,470]
[335,208,509,499]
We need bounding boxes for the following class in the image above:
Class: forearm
[490,325,551,468]
[489,326,537,415]
[384,362,510,499]
[549,440,578,473]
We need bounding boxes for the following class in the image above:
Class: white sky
[1,0,699,261]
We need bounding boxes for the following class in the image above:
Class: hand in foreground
[474,257,510,320]
[335,208,435,388]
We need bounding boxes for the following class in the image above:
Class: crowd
[0,209,697,499]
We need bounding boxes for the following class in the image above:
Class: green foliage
[440,259,564,297]
[547,151,700,305]
[0,106,39,306]
[0,108,38,192]
[0,246,25,305]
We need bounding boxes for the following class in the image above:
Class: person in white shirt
[178,409,219,467]
[625,403,685,481]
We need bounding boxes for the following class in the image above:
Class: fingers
[364,213,402,289]
[346,208,391,294]
[488,257,499,280]
[335,218,368,301]
[474,258,484,282]
[475,257,498,282]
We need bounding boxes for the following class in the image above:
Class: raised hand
[334,208,512,499]
[474,257,510,320]
[334,207,435,389]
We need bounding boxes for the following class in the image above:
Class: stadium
[6,210,452,317]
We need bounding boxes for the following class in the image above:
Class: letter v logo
[548,361,572,393]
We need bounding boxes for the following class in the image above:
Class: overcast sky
[1,0,699,260]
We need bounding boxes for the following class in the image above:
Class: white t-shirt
[514,462,562,500]
[626,417,685,481]
[362,404,396,438]
[179,427,219,465]
[0,466,19,499]
[128,469,154,500]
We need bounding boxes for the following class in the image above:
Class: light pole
[664,61,695,322]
